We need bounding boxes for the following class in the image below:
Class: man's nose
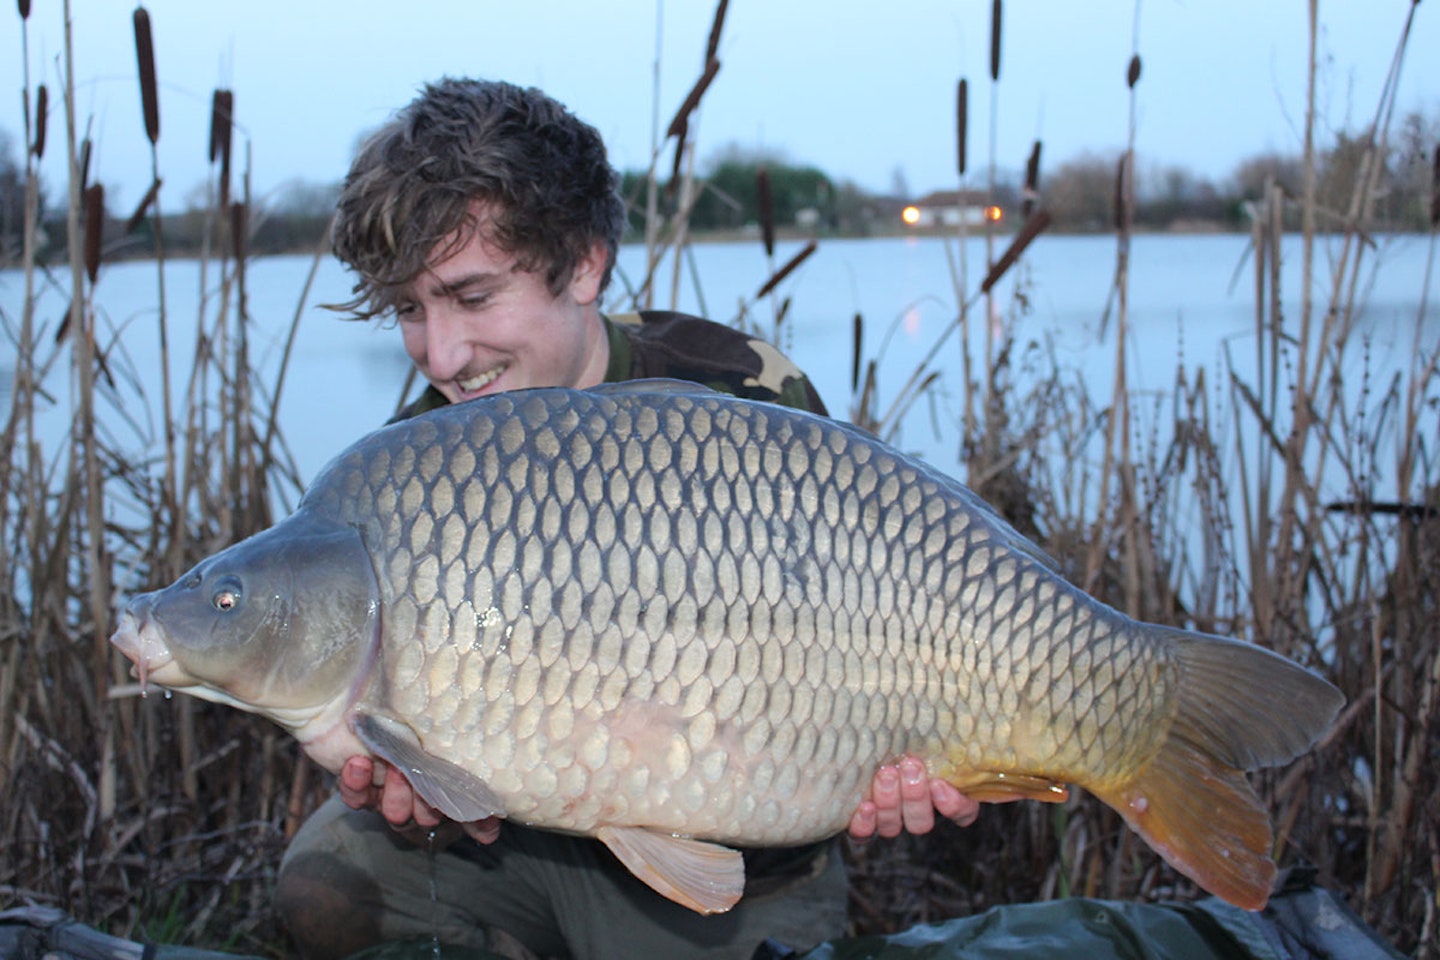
[423,308,470,381]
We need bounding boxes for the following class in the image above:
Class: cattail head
[209,89,234,163]
[851,312,863,393]
[1113,151,1132,231]
[125,178,162,234]
[84,184,105,283]
[981,208,1050,294]
[1022,139,1042,216]
[666,57,720,140]
[133,6,160,145]
[210,88,235,208]
[1430,143,1439,229]
[1127,54,1142,89]
[755,239,816,299]
[956,79,969,177]
[989,0,1002,81]
[704,0,729,64]
[757,166,775,258]
[79,138,92,193]
[32,84,47,159]
[667,121,687,195]
[18,0,31,19]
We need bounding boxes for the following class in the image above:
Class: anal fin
[949,770,1071,804]
[353,712,505,823]
[596,825,745,915]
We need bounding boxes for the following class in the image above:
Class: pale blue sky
[4,1,1436,212]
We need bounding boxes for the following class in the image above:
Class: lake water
[2,231,1436,505]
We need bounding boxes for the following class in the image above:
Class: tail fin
[1089,630,1343,910]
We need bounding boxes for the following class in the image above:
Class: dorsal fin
[587,378,721,399]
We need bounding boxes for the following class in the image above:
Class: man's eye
[394,302,420,320]
[459,294,490,309]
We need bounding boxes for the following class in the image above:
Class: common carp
[110,380,1342,914]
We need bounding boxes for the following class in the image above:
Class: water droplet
[427,830,442,960]
[1131,795,1149,815]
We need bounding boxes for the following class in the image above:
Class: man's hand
[848,755,979,840]
[339,756,502,845]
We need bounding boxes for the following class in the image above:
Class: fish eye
[211,576,243,612]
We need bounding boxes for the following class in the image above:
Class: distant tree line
[2,111,1436,266]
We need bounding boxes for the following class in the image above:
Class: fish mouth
[109,608,188,694]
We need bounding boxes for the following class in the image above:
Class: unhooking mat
[1,870,1405,960]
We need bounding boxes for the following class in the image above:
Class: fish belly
[314,386,1167,846]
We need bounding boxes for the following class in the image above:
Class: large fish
[111,380,1341,915]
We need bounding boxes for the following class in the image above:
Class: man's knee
[276,850,385,959]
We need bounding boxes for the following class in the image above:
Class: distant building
[902,189,1001,228]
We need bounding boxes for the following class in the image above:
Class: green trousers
[276,796,848,960]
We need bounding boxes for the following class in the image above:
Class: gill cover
[135,510,380,712]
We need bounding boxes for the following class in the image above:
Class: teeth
[458,363,506,393]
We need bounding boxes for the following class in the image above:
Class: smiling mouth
[457,363,508,395]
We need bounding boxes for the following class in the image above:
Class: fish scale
[111,379,1342,915]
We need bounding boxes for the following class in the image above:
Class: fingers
[847,800,879,840]
[337,755,494,843]
[851,755,982,839]
[931,780,981,828]
[338,756,379,810]
[461,817,503,845]
[892,756,937,835]
[378,764,444,828]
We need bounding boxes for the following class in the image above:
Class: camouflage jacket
[392,310,828,421]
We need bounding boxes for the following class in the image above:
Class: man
[277,77,977,960]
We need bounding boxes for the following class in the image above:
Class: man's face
[394,210,610,403]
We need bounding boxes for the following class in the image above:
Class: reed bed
[2,2,1437,958]
[845,5,1438,957]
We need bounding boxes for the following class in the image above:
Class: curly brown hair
[331,77,628,320]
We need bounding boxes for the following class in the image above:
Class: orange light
[901,205,921,226]
[985,205,1003,222]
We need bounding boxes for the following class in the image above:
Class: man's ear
[568,240,610,306]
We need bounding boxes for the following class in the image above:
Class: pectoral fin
[596,825,745,915]
[353,712,506,822]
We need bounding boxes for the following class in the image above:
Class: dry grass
[3,1,1437,958]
